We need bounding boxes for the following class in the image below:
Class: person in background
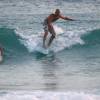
[0,46,3,63]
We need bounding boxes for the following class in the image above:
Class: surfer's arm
[59,15,74,21]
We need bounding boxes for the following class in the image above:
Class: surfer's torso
[46,13,60,24]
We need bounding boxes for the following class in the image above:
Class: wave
[0,27,100,57]
[82,29,100,45]
[15,25,84,53]
[0,28,27,56]
[0,91,99,100]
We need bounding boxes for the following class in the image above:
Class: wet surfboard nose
[35,46,49,55]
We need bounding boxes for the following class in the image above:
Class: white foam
[0,91,99,100]
[15,25,84,53]
[53,25,64,34]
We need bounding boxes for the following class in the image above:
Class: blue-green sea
[0,0,100,100]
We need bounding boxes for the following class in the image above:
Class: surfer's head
[55,9,60,16]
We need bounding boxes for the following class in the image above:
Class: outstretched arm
[59,15,74,21]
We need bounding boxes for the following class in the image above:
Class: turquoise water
[0,0,100,100]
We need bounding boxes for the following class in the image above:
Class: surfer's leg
[43,31,48,48]
[48,35,55,47]
[43,21,48,48]
[48,26,56,47]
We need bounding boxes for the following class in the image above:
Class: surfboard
[35,46,49,55]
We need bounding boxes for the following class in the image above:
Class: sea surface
[0,0,100,100]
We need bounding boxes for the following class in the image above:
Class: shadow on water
[33,51,56,60]
[36,52,61,91]
[30,51,61,90]
[42,61,58,90]
[33,52,47,60]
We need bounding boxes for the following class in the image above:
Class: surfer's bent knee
[51,34,55,38]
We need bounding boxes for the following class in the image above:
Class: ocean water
[0,0,100,100]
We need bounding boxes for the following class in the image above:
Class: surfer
[0,46,3,63]
[43,9,74,48]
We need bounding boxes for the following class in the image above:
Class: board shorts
[43,19,56,37]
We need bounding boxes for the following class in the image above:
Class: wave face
[0,28,27,55]
[0,28,24,49]
[82,29,100,46]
